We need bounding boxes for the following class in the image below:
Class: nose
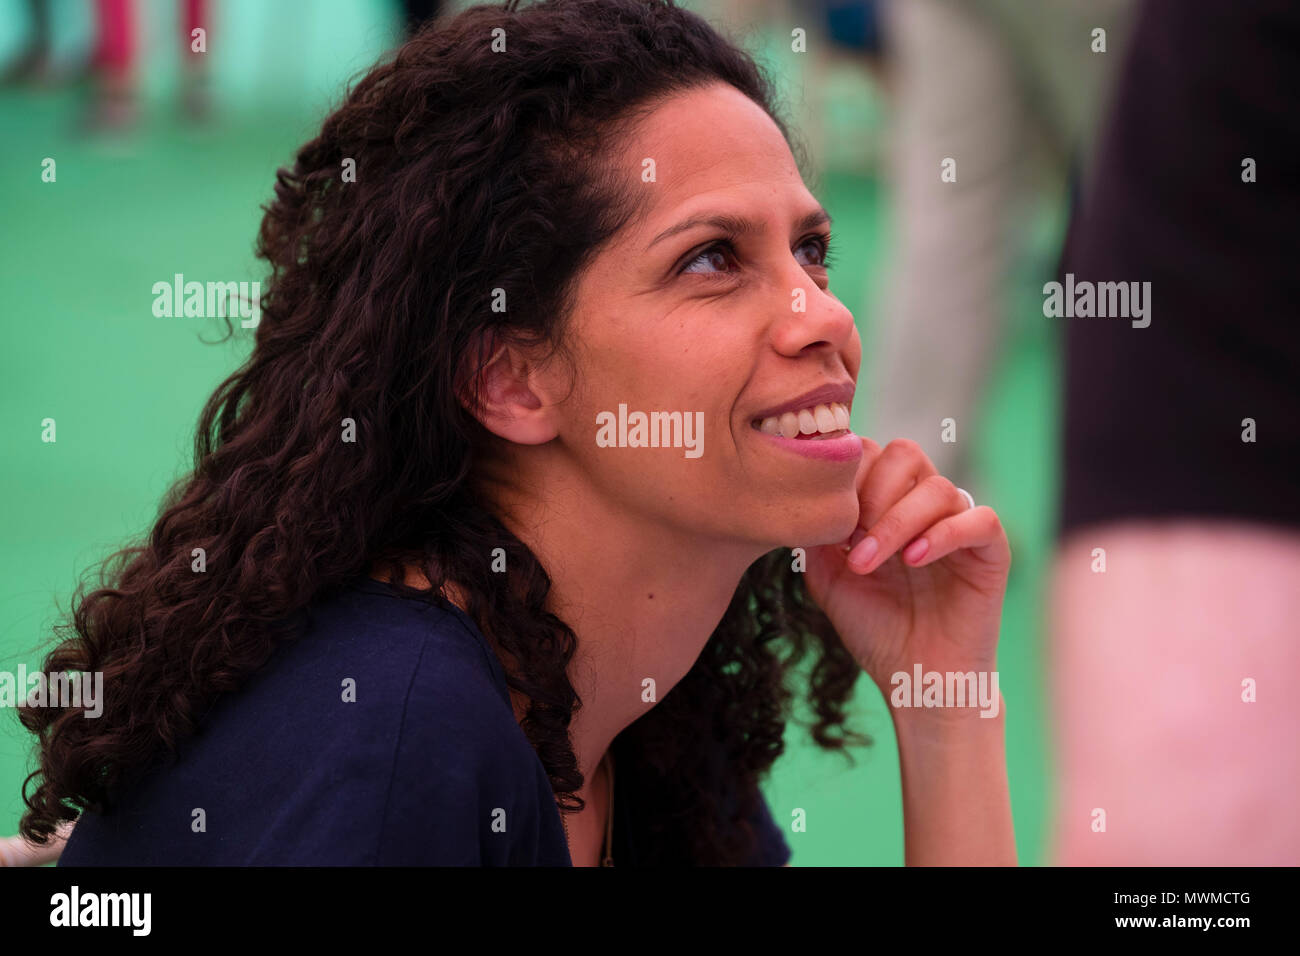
[768,261,857,358]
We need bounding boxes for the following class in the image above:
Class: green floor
[0,74,1063,864]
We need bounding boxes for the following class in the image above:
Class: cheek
[844,326,864,377]
[588,330,733,412]
[571,297,755,459]
[577,370,746,482]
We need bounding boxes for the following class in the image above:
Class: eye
[680,242,738,277]
[676,232,836,279]
[795,232,835,268]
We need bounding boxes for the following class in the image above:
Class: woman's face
[525,81,863,553]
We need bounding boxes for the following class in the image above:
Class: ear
[460,337,563,446]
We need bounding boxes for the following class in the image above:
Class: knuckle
[885,437,922,458]
[871,510,906,543]
[925,520,950,548]
[923,473,957,501]
[884,436,938,474]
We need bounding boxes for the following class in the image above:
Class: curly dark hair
[19,0,871,864]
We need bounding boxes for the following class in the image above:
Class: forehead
[614,83,810,231]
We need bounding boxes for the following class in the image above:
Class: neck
[484,459,762,782]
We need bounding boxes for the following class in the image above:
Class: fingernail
[847,527,867,549]
[847,534,878,570]
[903,538,929,564]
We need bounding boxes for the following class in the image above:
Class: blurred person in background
[1049,0,1300,865]
[399,0,445,37]
[791,0,887,169]
[1,0,54,84]
[868,0,1133,498]
[86,0,214,130]
[87,0,137,128]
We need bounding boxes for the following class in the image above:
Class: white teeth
[755,402,852,438]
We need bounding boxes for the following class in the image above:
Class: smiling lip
[754,429,862,462]
[749,383,855,423]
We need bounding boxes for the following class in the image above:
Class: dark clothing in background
[401,0,442,36]
[1058,0,1300,536]
[818,0,885,54]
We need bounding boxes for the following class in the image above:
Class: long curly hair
[19,0,871,864]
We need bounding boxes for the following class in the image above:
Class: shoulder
[321,578,518,741]
[63,577,563,866]
[338,579,566,865]
[305,576,510,688]
[225,576,520,758]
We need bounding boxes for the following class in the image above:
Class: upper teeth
[754,402,851,438]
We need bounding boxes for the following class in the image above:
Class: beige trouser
[868,0,1132,491]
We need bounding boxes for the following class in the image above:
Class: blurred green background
[0,0,1062,864]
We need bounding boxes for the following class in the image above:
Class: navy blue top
[59,576,791,866]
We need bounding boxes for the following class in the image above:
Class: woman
[17,0,1014,866]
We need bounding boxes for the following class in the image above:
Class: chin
[765,497,861,551]
[809,509,861,548]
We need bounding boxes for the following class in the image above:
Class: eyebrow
[646,206,833,251]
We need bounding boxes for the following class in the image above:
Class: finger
[845,473,966,573]
[847,438,940,547]
[853,435,884,485]
[833,436,882,554]
[900,505,1009,569]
